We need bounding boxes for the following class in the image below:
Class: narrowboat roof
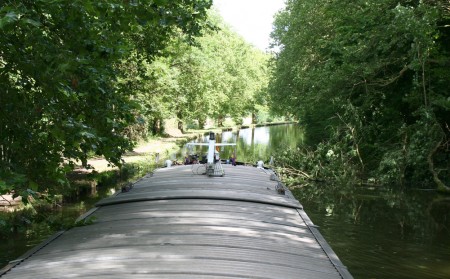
[0,164,352,278]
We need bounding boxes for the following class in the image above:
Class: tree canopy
[126,9,270,134]
[270,0,449,190]
[0,2,272,201]
[0,0,213,199]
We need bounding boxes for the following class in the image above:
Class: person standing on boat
[184,154,190,165]
[231,152,236,166]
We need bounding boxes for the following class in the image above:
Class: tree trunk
[217,115,224,127]
[152,119,161,135]
[177,111,184,133]
[428,137,450,193]
[177,120,184,133]
[252,112,257,124]
[198,116,206,129]
[251,127,255,145]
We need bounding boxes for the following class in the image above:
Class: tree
[0,0,212,199]
[132,10,271,132]
[270,0,449,189]
[183,10,271,128]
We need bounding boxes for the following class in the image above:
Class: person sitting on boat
[191,154,199,164]
[214,150,220,163]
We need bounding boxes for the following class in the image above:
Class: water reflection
[292,185,450,279]
[178,124,304,164]
[0,177,121,268]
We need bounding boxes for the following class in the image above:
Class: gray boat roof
[1,164,352,279]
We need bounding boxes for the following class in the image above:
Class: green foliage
[128,9,271,133]
[274,125,362,187]
[0,202,79,239]
[0,157,158,241]
[74,216,97,227]
[0,1,212,197]
[0,208,35,237]
[270,0,450,188]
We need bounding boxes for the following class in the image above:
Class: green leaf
[29,181,38,191]
[0,0,213,198]
[24,18,41,27]
[0,180,10,194]
[0,11,19,29]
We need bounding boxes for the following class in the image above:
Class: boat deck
[0,164,352,278]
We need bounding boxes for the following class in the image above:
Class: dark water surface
[2,124,450,278]
[292,186,450,279]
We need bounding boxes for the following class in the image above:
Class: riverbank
[1,122,300,269]
[1,121,297,209]
[78,128,199,173]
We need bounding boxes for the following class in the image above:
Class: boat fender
[121,182,133,193]
[270,173,278,181]
[276,182,285,195]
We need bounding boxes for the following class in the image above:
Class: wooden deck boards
[0,165,352,279]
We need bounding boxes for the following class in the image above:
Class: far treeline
[0,0,449,203]
[270,0,449,191]
[0,1,271,200]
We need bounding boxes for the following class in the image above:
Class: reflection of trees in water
[291,184,450,278]
[178,124,304,164]
[428,197,450,234]
[233,124,304,163]
[292,184,450,239]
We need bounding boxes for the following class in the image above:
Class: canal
[176,123,305,164]
[1,123,450,278]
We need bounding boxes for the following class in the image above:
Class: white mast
[186,132,236,177]
[207,132,215,164]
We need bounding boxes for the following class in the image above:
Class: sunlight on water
[178,124,304,164]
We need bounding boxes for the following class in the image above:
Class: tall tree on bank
[199,12,270,127]
[0,0,212,199]
[137,10,270,132]
[270,0,449,190]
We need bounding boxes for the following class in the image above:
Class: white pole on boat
[207,132,215,164]
[185,136,235,176]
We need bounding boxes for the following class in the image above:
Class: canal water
[292,185,450,279]
[176,123,305,164]
[1,124,449,279]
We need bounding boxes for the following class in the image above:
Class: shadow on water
[0,181,113,268]
[291,183,450,279]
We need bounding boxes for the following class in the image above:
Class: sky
[213,0,286,51]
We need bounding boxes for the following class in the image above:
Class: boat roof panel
[1,165,352,279]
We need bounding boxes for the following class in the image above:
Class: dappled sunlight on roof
[2,165,351,278]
